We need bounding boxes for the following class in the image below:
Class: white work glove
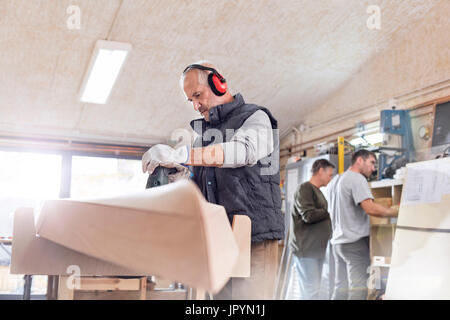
[141,144,189,175]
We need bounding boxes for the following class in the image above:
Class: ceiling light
[79,40,132,104]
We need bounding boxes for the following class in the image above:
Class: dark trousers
[332,236,370,300]
[214,239,279,300]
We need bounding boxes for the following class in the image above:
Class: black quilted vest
[190,94,284,242]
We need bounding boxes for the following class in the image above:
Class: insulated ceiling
[0,0,444,145]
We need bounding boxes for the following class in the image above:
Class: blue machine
[378,108,414,180]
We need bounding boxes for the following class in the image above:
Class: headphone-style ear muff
[183,64,227,96]
[208,72,227,96]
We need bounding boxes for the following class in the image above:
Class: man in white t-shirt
[327,150,398,300]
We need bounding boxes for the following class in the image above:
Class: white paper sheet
[402,160,450,205]
[440,162,450,195]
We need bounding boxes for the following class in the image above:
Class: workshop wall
[280,1,450,174]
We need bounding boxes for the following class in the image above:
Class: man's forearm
[185,144,224,167]
[373,203,397,217]
[361,199,398,217]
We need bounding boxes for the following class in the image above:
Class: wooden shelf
[369,179,403,189]
[368,180,403,299]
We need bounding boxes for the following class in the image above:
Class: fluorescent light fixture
[79,40,132,104]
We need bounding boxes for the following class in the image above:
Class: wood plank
[370,179,403,189]
[139,277,147,300]
[370,225,395,258]
[57,276,74,300]
[10,208,141,276]
[392,185,403,206]
[230,215,251,278]
[193,288,205,300]
[371,187,392,198]
[147,289,187,300]
[31,180,238,294]
[386,229,450,299]
[73,288,187,300]
[79,277,140,291]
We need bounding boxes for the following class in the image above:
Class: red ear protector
[183,64,227,96]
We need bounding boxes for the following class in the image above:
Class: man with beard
[327,149,398,300]
[142,62,284,299]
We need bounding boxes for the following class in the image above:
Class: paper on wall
[402,160,450,205]
[441,161,450,195]
[402,167,423,204]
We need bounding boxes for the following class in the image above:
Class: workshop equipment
[338,136,345,174]
[377,108,414,180]
[314,142,335,156]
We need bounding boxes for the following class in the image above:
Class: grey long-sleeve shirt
[218,110,274,168]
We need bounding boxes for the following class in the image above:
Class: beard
[362,170,372,179]
[199,106,209,121]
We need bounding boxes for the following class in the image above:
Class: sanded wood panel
[11,207,140,276]
[386,158,450,299]
[386,228,450,299]
[12,180,240,294]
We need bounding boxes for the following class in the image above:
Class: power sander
[145,166,178,189]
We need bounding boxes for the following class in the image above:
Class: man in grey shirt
[327,150,398,300]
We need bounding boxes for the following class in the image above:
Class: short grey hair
[179,60,214,91]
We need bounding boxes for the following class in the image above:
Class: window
[0,151,61,239]
[0,151,62,296]
[71,156,147,198]
[0,148,147,298]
